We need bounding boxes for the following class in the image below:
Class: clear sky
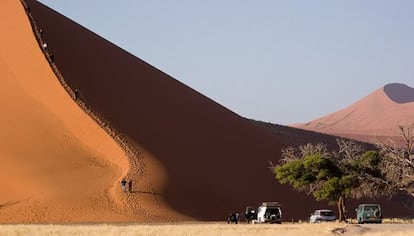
[37,0,414,125]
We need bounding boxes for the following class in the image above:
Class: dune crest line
[17,0,172,221]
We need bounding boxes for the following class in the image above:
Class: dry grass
[1,222,414,236]
[0,223,408,236]
[0,223,332,236]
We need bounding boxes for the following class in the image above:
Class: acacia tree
[375,123,414,212]
[374,124,414,194]
[334,139,388,199]
[377,142,414,195]
[398,123,414,156]
[272,139,387,221]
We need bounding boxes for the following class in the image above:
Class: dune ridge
[20,0,189,222]
[0,0,160,223]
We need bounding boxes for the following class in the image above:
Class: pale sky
[37,0,414,125]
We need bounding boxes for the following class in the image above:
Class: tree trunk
[337,195,346,222]
[337,197,343,222]
[341,196,347,221]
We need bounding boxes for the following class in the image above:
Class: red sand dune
[0,0,132,222]
[1,0,411,222]
[294,83,414,146]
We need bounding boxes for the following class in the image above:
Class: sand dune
[294,83,414,145]
[0,0,132,223]
[1,0,411,223]
[23,0,331,222]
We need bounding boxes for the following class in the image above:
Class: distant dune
[293,83,414,146]
[1,0,411,222]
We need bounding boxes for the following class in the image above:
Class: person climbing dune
[74,89,79,100]
[121,178,127,193]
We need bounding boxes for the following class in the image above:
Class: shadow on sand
[127,190,161,195]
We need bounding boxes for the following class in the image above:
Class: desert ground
[1,222,414,236]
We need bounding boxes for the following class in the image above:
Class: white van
[256,202,282,224]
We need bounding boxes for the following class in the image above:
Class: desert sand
[1,0,412,223]
[0,0,187,223]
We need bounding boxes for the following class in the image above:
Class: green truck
[356,204,382,224]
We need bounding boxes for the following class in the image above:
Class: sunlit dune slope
[294,83,414,145]
[24,0,413,221]
[0,0,130,222]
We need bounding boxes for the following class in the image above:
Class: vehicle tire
[374,210,381,218]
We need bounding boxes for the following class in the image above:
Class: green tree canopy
[272,139,387,221]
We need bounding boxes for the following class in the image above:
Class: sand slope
[22,0,413,221]
[0,0,134,223]
[294,83,414,145]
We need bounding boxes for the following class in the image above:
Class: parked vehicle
[356,204,382,224]
[309,209,336,223]
[255,202,282,224]
[244,206,257,223]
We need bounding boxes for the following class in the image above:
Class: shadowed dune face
[0,0,130,222]
[384,83,414,104]
[23,0,411,221]
[24,0,286,220]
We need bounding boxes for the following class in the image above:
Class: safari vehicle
[255,202,282,224]
[244,206,257,223]
[356,204,382,224]
[309,209,336,223]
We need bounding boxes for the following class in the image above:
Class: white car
[309,209,336,223]
[256,202,282,224]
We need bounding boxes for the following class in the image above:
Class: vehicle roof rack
[261,202,281,207]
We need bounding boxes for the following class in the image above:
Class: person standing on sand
[74,89,79,100]
[121,178,127,193]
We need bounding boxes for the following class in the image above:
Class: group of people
[120,178,133,193]
[227,212,240,224]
